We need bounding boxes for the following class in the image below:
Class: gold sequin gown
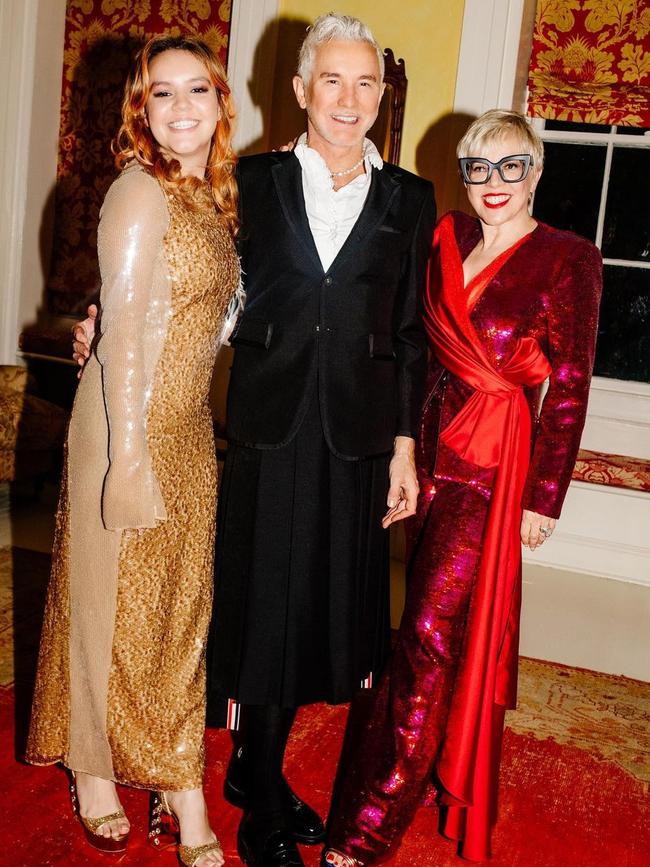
[26,163,239,790]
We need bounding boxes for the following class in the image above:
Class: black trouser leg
[242,704,297,834]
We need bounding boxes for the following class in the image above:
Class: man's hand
[273,137,298,152]
[382,436,419,528]
[521,509,556,550]
[72,304,98,377]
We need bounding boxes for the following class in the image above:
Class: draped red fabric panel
[423,215,551,860]
[527,0,650,127]
[47,0,232,316]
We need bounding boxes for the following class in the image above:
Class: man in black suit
[206,15,435,867]
[74,14,435,867]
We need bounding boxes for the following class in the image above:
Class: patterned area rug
[512,659,650,784]
[1,546,648,866]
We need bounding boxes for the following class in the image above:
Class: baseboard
[521,562,650,681]
[523,480,650,586]
[581,376,650,459]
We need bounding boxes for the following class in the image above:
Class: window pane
[594,266,650,382]
[614,126,650,136]
[602,148,650,261]
[544,120,611,134]
[533,143,606,241]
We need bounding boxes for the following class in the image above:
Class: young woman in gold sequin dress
[26,37,240,866]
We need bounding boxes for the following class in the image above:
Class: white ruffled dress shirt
[293,133,384,271]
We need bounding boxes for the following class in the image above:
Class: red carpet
[1,547,649,865]
[1,688,648,867]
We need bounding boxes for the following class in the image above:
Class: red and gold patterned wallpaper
[48,0,232,315]
[527,0,650,127]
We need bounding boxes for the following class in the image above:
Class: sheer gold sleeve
[95,165,171,531]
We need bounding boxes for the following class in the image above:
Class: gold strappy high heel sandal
[148,791,223,867]
[70,772,130,854]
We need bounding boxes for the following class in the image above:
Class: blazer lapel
[271,156,402,276]
[327,166,401,274]
[271,154,323,273]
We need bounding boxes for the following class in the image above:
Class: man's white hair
[297,13,384,85]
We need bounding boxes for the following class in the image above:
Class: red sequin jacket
[423,211,603,519]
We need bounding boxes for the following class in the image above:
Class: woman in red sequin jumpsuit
[324,111,603,864]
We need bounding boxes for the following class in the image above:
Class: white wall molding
[453,0,527,116]
[524,377,650,586]
[227,0,280,154]
[0,0,39,365]
[520,563,650,680]
[582,377,650,458]
[523,481,650,586]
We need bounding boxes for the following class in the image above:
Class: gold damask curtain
[47,0,232,316]
[527,0,650,127]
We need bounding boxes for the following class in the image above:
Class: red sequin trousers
[328,449,493,864]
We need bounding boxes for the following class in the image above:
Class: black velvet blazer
[226,151,436,460]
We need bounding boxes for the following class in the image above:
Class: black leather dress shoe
[225,747,326,845]
[237,813,305,866]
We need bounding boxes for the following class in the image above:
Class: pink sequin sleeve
[522,240,603,519]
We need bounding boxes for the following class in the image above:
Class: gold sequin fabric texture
[26,166,239,790]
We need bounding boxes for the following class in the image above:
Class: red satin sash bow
[423,215,551,860]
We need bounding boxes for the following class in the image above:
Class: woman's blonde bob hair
[114,34,238,235]
[457,109,544,172]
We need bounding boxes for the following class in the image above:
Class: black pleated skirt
[206,392,391,726]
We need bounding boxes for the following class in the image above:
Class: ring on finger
[539,526,552,537]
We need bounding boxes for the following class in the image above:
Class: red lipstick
[482,195,511,210]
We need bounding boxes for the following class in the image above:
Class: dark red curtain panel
[527,0,650,128]
[47,0,233,315]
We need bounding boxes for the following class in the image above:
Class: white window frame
[529,112,650,459]
[531,119,650,273]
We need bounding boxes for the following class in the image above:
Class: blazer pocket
[378,224,403,234]
[369,333,396,360]
[231,318,274,349]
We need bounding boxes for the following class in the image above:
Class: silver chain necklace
[329,145,368,179]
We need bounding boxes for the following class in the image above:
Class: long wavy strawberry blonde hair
[114,35,238,235]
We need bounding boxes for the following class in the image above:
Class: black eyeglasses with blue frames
[458,154,534,185]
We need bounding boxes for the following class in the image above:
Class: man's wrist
[393,435,415,458]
